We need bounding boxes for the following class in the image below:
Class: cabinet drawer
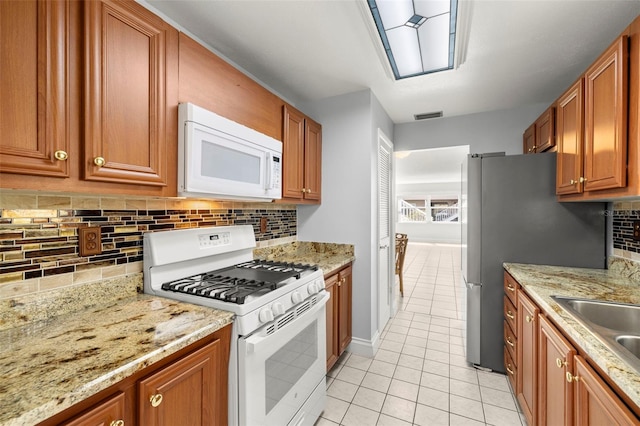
[504,295,517,333]
[504,346,517,392]
[504,320,517,363]
[504,272,519,305]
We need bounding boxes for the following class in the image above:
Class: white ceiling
[145,0,640,124]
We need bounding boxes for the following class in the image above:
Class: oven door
[238,292,328,426]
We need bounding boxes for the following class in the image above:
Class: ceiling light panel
[368,0,458,79]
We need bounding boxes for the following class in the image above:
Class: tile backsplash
[0,190,296,298]
[612,201,640,262]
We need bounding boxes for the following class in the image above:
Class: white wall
[396,181,461,244]
[297,90,393,348]
[394,103,548,154]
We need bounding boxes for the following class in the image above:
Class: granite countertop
[0,277,234,426]
[254,241,355,277]
[503,262,640,412]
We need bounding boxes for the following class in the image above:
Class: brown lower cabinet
[41,324,231,426]
[504,271,640,425]
[326,263,352,371]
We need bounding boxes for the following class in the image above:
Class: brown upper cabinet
[84,0,177,187]
[282,105,322,203]
[523,107,555,154]
[0,0,70,178]
[0,0,178,197]
[557,31,635,200]
[523,124,536,154]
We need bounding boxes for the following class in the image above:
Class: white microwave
[178,103,282,201]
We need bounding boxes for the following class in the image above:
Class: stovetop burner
[161,260,318,304]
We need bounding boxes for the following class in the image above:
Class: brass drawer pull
[566,372,579,383]
[506,284,515,293]
[110,421,124,426]
[526,315,533,323]
[150,393,163,407]
[506,310,515,320]
[54,150,68,161]
[506,365,515,375]
[556,358,567,369]
[94,156,106,167]
[505,337,515,347]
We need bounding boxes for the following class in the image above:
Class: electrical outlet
[79,226,102,256]
[260,217,268,233]
[634,221,640,241]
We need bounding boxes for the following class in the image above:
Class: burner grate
[160,260,318,304]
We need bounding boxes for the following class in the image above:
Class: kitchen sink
[616,336,640,359]
[551,296,640,374]
[556,297,640,334]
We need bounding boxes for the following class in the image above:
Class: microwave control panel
[271,155,281,189]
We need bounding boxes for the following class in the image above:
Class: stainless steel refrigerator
[461,152,606,373]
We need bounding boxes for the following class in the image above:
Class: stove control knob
[272,302,285,316]
[258,308,274,323]
[291,291,303,304]
[307,282,318,295]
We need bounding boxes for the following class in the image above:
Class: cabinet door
[516,289,539,426]
[584,35,628,191]
[0,0,69,177]
[139,339,222,426]
[325,272,339,371]
[303,118,322,202]
[536,107,556,153]
[84,0,171,186]
[63,392,125,426]
[338,265,353,354]
[282,105,305,199]
[556,79,584,195]
[523,123,536,154]
[573,355,639,425]
[538,315,576,426]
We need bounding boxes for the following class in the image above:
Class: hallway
[317,243,526,426]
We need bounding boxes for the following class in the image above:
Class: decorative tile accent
[0,191,298,294]
[611,207,640,254]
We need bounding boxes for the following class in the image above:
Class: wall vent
[414,111,443,120]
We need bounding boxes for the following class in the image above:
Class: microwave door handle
[265,152,273,190]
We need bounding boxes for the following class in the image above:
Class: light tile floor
[317,242,527,426]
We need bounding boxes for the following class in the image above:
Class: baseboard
[347,331,381,358]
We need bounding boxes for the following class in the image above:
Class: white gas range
[143,225,327,426]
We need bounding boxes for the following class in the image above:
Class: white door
[377,129,394,332]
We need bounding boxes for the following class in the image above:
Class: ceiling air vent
[414,111,443,120]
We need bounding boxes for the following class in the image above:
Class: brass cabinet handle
[94,156,106,167]
[570,179,576,185]
[506,284,515,293]
[566,371,579,383]
[556,358,567,369]
[506,364,515,375]
[150,393,163,407]
[54,150,68,161]
[505,337,515,347]
[579,177,587,183]
[506,310,515,320]
[526,315,533,323]
[110,421,124,426]
[306,188,312,193]
[301,188,306,193]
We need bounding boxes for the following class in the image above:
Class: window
[430,198,459,222]
[398,196,459,222]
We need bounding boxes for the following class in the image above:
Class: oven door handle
[244,291,328,354]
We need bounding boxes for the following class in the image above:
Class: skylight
[367,0,458,80]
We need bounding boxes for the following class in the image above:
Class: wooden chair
[395,233,408,296]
